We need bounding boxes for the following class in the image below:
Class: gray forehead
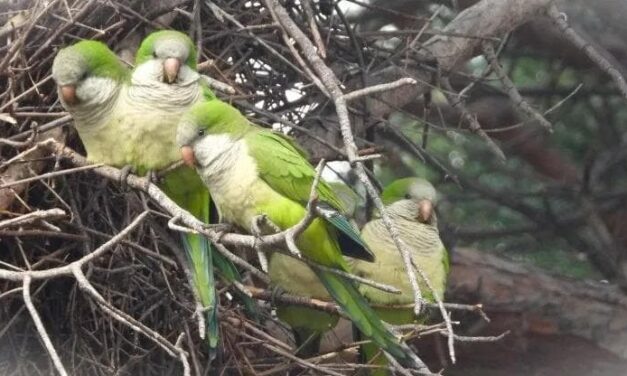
[154,39,190,60]
[409,181,437,202]
[52,49,87,85]
[176,119,196,146]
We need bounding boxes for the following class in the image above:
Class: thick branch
[449,247,627,358]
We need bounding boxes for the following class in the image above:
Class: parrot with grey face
[52,40,130,160]
[351,177,449,375]
[176,98,432,371]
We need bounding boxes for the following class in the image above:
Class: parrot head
[52,40,127,107]
[382,178,438,225]
[135,30,197,84]
[176,99,245,167]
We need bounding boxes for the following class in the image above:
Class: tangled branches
[3,0,622,374]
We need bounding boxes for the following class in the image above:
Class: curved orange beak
[59,85,78,105]
[417,199,433,223]
[181,146,196,167]
[163,57,181,84]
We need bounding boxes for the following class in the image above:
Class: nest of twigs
[0,1,499,374]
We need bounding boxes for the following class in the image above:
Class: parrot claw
[143,170,160,190]
[205,223,233,242]
[251,214,281,235]
[269,285,286,306]
[250,216,272,272]
[118,165,136,191]
[256,250,269,272]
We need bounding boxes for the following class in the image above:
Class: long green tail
[181,232,218,354]
[292,327,322,357]
[213,251,258,320]
[314,269,429,372]
[160,170,219,356]
[359,332,391,375]
[161,169,257,354]
[276,303,338,357]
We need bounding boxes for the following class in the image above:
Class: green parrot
[176,98,429,370]
[51,40,130,153]
[51,32,247,354]
[271,182,361,356]
[351,177,449,374]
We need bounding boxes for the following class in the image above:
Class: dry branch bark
[366,0,553,119]
[0,127,65,211]
[449,247,627,359]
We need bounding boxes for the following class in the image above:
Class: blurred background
[1,0,627,375]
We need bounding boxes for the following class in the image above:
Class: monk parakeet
[51,40,130,158]
[130,30,223,354]
[351,177,449,374]
[176,98,428,370]
[271,182,362,355]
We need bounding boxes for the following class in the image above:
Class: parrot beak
[181,145,197,167]
[416,199,433,223]
[59,85,78,105]
[163,57,181,84]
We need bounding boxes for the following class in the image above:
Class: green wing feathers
[248,130,344,210]
[317,203,374,262]
[313,269,424,369]
[360,341,391,376]
[213,251,258,321]
[249,130,374,260]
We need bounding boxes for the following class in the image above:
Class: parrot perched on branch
[351,177,449,375]
[270,181,362,355]
[176,98,430,371]
[52,31,250,355]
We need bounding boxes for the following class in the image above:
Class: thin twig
[343,78,418,101]
[262,343,346,376]
[482,41,552,131]
[0,208,65,230]
[441,77,506,161]
[301,0,326,59]
[23,275,69,376]
[0,164,105,189]
[442,330,509,342]
[0,211,148,281]
[547,4,627,101]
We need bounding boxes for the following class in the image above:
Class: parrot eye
[152,51,157,58]
[197,129,205,137]
[404,194,411,199]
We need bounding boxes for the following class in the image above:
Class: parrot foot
[251,214,281,235]
[250,216,273,272]
[118,165,136,191]
[256,250,269,272]
[143,170,160,190]
[269,285,286,306]
[206,223,233,243]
